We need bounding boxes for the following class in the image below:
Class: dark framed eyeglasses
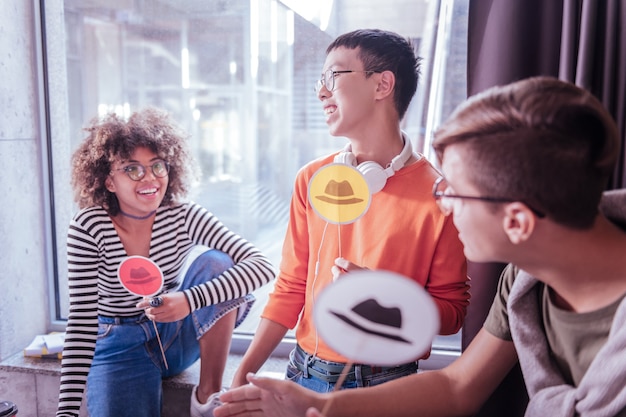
[111,160,170,181]
[314,69,377,93]
[432,176,545,218]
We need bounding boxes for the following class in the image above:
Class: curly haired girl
[57,107,275,417]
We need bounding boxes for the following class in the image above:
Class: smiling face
[105,146,169,218]
[318,47,380,138]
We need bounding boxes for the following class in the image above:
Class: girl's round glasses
[111,160,170,181]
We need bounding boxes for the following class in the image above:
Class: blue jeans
[286,344,419,393]
[86,248,254,417]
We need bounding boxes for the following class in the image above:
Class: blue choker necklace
[119,209,156,220]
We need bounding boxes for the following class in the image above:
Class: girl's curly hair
[71,107,200,215]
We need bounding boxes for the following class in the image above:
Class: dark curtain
[461,1,626,416]
[468,0,626,189]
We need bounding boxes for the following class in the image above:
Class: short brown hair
[71,107,200,215]
[432,76,619,229]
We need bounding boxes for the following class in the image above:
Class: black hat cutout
[330,298,411,344]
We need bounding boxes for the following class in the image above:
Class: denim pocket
[96,323,113,339]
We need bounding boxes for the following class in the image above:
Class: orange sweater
[262,153,469,362]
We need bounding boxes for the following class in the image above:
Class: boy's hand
[331,257,368,280]
[215,373,324,417]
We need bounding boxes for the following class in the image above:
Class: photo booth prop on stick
[314,269,440,366]
[118,255,169,369]
[313,270,440,414]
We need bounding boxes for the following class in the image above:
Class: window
[45,0,468,363]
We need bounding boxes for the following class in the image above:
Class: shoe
[190,385,225,417]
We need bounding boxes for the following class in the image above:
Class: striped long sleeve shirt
[56,202,276,416]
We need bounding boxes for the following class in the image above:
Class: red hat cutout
[118,256,164,297]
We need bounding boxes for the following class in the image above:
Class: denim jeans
[86,248,254,417]
[286,344,419,393]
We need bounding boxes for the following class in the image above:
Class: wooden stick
[151,319,169,370]
[320,361,353,415]
[143,295,169,370]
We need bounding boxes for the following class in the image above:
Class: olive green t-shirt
[484,264,624,386]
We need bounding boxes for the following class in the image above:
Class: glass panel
[48,0,468,353]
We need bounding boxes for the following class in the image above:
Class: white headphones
[333,133,414,194]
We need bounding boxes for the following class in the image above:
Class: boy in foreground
[215,76,626,417]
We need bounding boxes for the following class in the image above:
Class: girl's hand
[136,291,191,322]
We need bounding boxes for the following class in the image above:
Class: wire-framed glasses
[432,176,545,217]
[314,69,377,93]
[111,160,170,181]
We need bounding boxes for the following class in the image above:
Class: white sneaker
[190,385,225,417]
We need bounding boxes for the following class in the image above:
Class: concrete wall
[0,1,49,362]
